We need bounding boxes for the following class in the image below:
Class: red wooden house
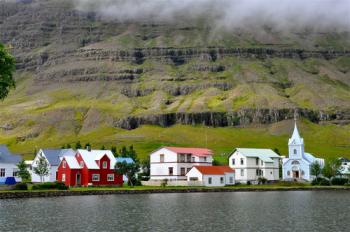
[57,149,123,187]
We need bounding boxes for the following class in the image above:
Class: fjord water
[1,191,350,232]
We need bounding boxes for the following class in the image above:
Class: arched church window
[287,171,290,176]
[291,161,300,165]
[293,149,297,154]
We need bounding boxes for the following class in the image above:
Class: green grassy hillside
[1,119,349,162]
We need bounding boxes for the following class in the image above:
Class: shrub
[319,179,330,186]
[258,177,268,185]
[247,181,251,185]
[13,183,28,191]
[32,182,68,190]
[331,178,348,186]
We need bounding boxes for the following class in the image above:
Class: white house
[339,157,350,176]
[229,148,281,183]
[150,147,213,181]
[31,149,75,182]
[0,145,22,184]
[186,166,235,186]
[282,121,325,181]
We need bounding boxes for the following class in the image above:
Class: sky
[73,0,350,32]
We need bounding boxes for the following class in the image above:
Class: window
[229,177,234,184]
[180,154,185,162]
[187,154,191,162]
[92,174,100,181]
[256,158,259,165]
[220,177,224,184]
[256,169,259,176]
[160,154,164,163]
[261,160,263,166]
[62,174,66,182]
[62,161,66,168]
[208,177,212,184]
[80,161,84,168]
[294,149,297,155]
[204,157,207,162]
[240,158,244,165]
[0,168,5,177]
[287,171,290,176]
[107,174,114,181]
[240,169,244,177]
[12,169,19,177]
[261,170,264,176]
[270,171,273,175]
[232,159,235,165]
[169,167,173,176]
[291,161,300,165]
[103,161,108,169]
[180,167,186,176]
[190,177,198,181]
[192,157,195,162]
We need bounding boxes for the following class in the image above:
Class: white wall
[0,163,21,183]
[229,151,280,182]
[31,150,54,183]
[150,148,212,180]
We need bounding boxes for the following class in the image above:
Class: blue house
[0,145,22,184]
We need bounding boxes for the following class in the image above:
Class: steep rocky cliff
[0,0,349,155]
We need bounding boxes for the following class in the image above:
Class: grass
[1,119,349,162]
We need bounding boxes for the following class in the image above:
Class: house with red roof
[57,149,123,187]
[186,166,235,186]
[149,146,213,181]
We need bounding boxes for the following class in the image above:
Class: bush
[319,179,330,186]
[247,181,251,185]
[32,182,68,190]
[13,183,28,191]
[258,177,268,185]
[331,178,348,186]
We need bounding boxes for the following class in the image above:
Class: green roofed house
[228,148,281,184]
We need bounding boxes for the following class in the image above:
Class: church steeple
[288,116,304,159]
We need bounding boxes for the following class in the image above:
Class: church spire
[288,114,303,145]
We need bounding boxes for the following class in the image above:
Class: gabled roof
[234,148,281,163]
[192,166,234,175]
[77,149,116,169]
[64,156,81,169]
[0,145,21,164]
[41,149,75,166]
[288,122,304,145]
[339,157,350,163]
[116,157,135,164]
[163,147,213,157]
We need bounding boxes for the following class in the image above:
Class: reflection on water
[1,191,350,232]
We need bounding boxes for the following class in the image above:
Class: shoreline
[1,186,350,199]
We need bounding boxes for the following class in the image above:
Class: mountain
[0,0,349,160]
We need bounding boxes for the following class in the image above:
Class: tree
[322,158,342,179]
[111,146,117,156]
[100,145,106,150]
[118,145,138,162]
[75,141,82,149]
[0,43,16,101]
[84,142,91,151]
[115,161,140,187]
[33,156,50,183]
[310,161,322,180]
[16,160,31,182]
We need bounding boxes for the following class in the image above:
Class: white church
[282,121,325,181]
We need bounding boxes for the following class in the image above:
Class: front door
[76,174,81,186]
[293,171,300,179]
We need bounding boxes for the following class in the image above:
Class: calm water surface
[1,191,350,232]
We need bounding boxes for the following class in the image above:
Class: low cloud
[73,0,350,32]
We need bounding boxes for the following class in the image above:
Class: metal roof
[116,157,135,164]
[234,148,281,163]
[0,145,21,164]
[41,149,75,166]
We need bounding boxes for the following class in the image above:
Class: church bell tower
[288,118,304,159]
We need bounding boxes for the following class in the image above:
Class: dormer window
[103,161,108,169]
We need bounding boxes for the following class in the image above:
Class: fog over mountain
[74,0,350,32]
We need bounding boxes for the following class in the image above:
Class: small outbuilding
[186,166,235,187]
